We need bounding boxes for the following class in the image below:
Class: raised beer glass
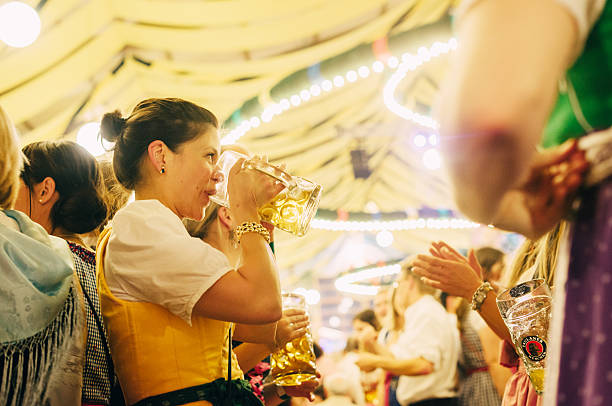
[497,279,552,395]
[210,151,321,237]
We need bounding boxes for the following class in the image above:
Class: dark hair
[313,341,324,359]
[21,141,107,234]
[100,98,219,190]
[353,309,381,331]
[475,247,505,280]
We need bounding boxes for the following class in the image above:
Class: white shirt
[104,200,232,324]
[391,295,460,405]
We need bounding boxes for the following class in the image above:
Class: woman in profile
[97,97,286,405]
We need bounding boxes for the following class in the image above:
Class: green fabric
[542,1,612,147]
[0,210,74,343]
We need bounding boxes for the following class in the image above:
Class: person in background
[0,105,85,405]
[352,309,382,404]
[355,259,459,406]
[471,247,512,397]
[316,374,360,406]
[14,140,112,406]
[97,97,285,405]
[443,295,500,406]
[475,247,505,287]
[436,0,610,403]
[373,287,392,329]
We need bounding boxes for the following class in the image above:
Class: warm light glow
[335,264,402,295]
[376,230,394,247]
[329,316,341,327]
[428,134,438,146]
[0,2,41,48]
[372,61,385,73]
[346,70,358,82]
[422,148,442,170]
[305,289,321,305]
[311,217,480,232]
[333,75,345,88]
[413,134,427,147]
[321,80,333,92]
[77,122,113,157]
[358,66,370,78]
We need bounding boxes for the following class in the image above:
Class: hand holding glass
[269,293,318,386]
[211,151,322,236]
[497,279,552,394]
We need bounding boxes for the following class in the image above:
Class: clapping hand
[412,241,483,300]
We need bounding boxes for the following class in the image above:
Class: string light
[335,264,402,295]
[0,2,41,48]
[311,217,480,232]
[383,39,457,130]
[220,37,457,146]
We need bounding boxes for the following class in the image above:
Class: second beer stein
[210,150,322,237]
[269,293,318,386]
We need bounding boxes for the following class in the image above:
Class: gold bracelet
[234,222,271,244]
[471,281,493,311]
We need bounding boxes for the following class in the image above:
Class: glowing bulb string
[220,37,457,146]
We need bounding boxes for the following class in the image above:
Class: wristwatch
[276,385,290,400]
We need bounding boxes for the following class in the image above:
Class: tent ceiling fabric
[0,0,504,283]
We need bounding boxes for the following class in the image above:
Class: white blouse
[104,200,232,324]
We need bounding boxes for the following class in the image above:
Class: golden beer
[259,178,321,237]
[269,293,319,386]
[497,280,552,395]
[270,333,318,386]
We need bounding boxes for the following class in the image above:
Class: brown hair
[475,246,505,281]
[353,309,382,332]
[21,141,107,234]
[0,106,22,210]
[101,98,219,190]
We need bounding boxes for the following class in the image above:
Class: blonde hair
[506,221,566,288]
[0,106,23,210]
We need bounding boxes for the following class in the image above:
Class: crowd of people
[0,0,610,405]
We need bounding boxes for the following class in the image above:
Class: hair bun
[54,188,108,234]
[100,111,126,143]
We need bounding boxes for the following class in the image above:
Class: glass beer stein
[210,150,322,237]
[497,279,552,394]
[269,293,318,386]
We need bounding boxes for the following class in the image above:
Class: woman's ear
[147,140,167,174]
[217,206,234,230]
[37,177,56,204]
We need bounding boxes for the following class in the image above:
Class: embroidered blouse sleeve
[105,202,232,324]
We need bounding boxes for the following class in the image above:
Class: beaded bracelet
[234,222,271,244]
[471,281,493,311]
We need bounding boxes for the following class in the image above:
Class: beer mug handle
[242,158,297,189]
